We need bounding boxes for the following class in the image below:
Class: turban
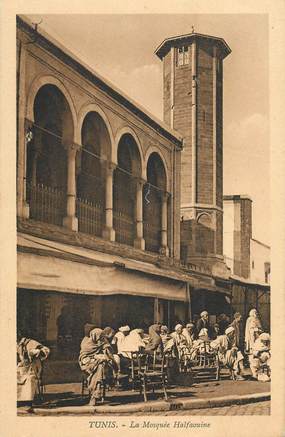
[119,325,130,333]
[225,326,235,335]
[175,324,183,331]
[103,326,114,337]
[249,309,257,317]
[186,323,194,328]
[161,325,169,332]
[259,333,270,341]
[200,311,208,317]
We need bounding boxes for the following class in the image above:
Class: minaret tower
[155,31,231,272]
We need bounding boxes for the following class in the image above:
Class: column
[134,178,145,250]
[102,162,116,241]
[154,298,159,323]
[160,192,169,256]
[63,143,80,231]
[17,43,29,218]
[191,40,197,206]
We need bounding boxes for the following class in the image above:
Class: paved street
[131,401,270,416]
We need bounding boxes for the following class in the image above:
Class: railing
[113,210,135,246]
[144,222,161,253]
[143,183,162,254]
[26,182,66,226]
[113,167,136,246]
[76,198,104,237]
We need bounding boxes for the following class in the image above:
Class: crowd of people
[17,308,271,409]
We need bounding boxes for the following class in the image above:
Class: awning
[17,252,187,301]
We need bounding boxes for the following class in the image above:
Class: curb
[19,392,271,416]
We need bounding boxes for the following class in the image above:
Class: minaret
[155,31,231,273]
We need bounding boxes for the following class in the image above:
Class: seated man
[210,326,245,380]
[79,326,117,405]
[250,333,271,381]
[120,328,146,359]
[190,328,210,361]
[182,323,195,349]
[160,325,172,348]
[170,324,192,369]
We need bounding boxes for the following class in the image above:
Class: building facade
[250,239,270,284]
[223,194,270,284]
[223,195,270,333]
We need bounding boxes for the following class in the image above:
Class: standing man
[230,312,243,350]
[196,311,211,338]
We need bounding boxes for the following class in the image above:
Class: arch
[114,126,144,170]
[113,131,142,246]
[26,74,77,142]
[144,146,170,192]
[143,152,169,254]
[76,110,109,237]
[197,212,213,226]
[117,133,142,177]
[26,82,77,227]
[77,102,114,157]
[196,212,215,255]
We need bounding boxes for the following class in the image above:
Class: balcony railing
[26,182,66,226]
[143,222,161,253]
[76,197,104,237]
[113,210,135,246]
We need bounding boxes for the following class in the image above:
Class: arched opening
[113,134,141,246]
[196,213,214,255]
[76,112,111,237]
[26,84,74,226]
[144,153,167,253]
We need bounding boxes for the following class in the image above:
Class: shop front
[17,246,189,382]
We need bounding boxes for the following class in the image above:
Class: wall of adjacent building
[250,239,270,284]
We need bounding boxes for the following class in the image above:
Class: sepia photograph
[1,3,284,435]
[14,12,274,419]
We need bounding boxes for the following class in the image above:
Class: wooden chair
[35,361,45,401]
[140,351,168,402]
[81,371,89,396]
[193,341,220,381]
[177,348,192,373]
[128,352,147,392]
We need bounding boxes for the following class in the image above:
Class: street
[130,401,270,416]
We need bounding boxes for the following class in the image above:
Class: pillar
[154,298,159,323]
[102,162,116,241]
[63,143,80,231]
[134,178,145,250]
[160,192,170,256]
[17,43,29,218]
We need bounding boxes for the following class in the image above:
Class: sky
[26,13,270,245]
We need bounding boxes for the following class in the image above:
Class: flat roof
[155,31,231,60]
[17,15,183,148]
[223,194,252,202]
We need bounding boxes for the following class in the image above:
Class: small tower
[155,31,231,272]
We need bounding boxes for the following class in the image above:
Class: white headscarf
[225,326,235,336]
[245,309,262,352]
[119,325,131,333]
[259,333,270,342]
[175,324,183,332]
[120,329,145,354]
